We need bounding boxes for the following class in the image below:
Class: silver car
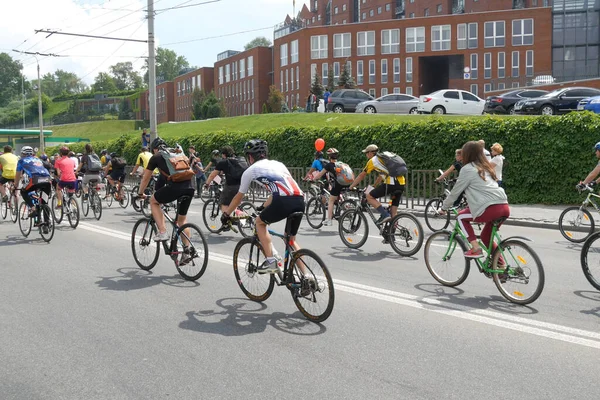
[355,94,419,114]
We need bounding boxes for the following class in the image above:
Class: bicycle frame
[580,192,600,213]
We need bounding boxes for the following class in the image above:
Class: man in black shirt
[204,145,248,214]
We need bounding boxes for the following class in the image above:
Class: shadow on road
[574,290,600,318]
[0,234,49,246]
[179,297,327,337]
[328,246,414,262]
[95,267,200,291]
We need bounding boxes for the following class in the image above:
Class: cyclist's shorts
[330,181,348,197]
[153,185,195,216]
[83,174,101,186]
[109,170,126,183]
[369,183,405,207]
[0,176,14,185]
[220,184,239,206]
[259,195,305,235]
[58,180,77,191]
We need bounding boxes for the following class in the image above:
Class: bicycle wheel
[175,223,209,281]
[118,187,129,209]
[81,192,90,217]
[492,239,545,305]
[131,218,160,271]
[233,237,275,301]
[51,195,63,224]
[200,185,212,202]
[105,189,114,207]
[580,232,600,291]
[202,199,222,233]
[91,191,102,221]
[338,209,369,249]
[66,197,79,229]
[388,213,424,257]
[558,206,594,243]
[131,185,141,212]
[290,248,335,323]
[18,202,32,237]
[38,204,55,243]
[0,194,7,220]
[424,198,450,232]
[9,193,18,223]
[305,197,325,229]
[237,201,256,238]
[424,231,470,286]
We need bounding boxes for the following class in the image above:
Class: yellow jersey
[136,151,159,174]
[363,156,406,185]
[0,153,19,179]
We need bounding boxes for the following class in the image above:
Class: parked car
[326,89,374,113]
[484,89,549,115]
[514,87,600,115]
[577,95,600,114]
[417,89,484,115]
[355,94,419,114]
[532,75,556,85]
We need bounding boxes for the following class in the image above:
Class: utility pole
[147,0,158,141]
[22,75,25,129]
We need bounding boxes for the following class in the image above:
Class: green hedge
[46,112,600,204]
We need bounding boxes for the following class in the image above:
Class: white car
[532,75,556,85]
[417,89,485,115]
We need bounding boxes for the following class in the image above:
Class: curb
[403,210,559,231]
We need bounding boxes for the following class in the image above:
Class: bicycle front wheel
[492,239,545,305]
[51,195,63,224]
[175,223,209,281]
[558,206,594,243]
[388,213,424,257]
[338,209,369,249]
[424,231,470,286]
[0,194,7,219]
[581,232,600,291]
[9,193,18,223]
[202,199,222,233]
[233,237,275,301]
[91,191,102,220]
[38,204,55,243]
[131,218,160,270]
[424,198,450,232]
[200,186,212,202]
[290,248,335,323]
[238,201,256,238]
[66,197,79,229]
[18,202,32,237]
[305,196,325,229]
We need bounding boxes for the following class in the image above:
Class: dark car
[484,89,549,115]
[514,87,600,116]
[326,89,374,113]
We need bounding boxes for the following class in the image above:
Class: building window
[458,24,467,49]
[280,43,288,67]
[280,71,283,92]
[334,33,351,57]
[470,53,478,79]
[425,8,429,17]
[322,63,328,86]
[311,35,328,59]
[369,60,376,84]
[357,60,364,85]
[406,27,425,52]
[381,59,388,84]
[369,88,376,97]
[381,88,388,96]
[252,79,255,98]
[233,62,237,81]
[362,12,366,20]
[432,25,451,51]
[370,9,374,17]
[512,19,533,46]
[296,66,299,89]
[343,20,346,24]
[484,83,492,92]
[468,23,478,48]
[512,81,520,88]
[285,69,289,92]
[526,50,534,77]
[437,4,442,13]
[409,12,414,18]
[343,4,347,11]
[406,87,413,95]
[498,82,505,90]
[311,63,317,82]
[225,64,230,82]
[497,52,505,79]
[290,68,294,91]
[484,21,505,47]
[334,62,340,85]
[248,56,254,76]
[345,60,352,78]
[357,31,375,56]
[382,29,400,54]
[470,84,478,96]
[393,87,400,94]
[393,58,400,83]
[484,52,492,79]
[378,6,382,14]
[512,51,519,77]
[406,57,413,82]
[291,40,299,63]
[240,59,246,79]
[386,4,391,11]
[334,6,338,14]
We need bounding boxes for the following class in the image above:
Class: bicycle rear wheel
[91,191,102,220]
[118,187,129,208]
[81,192,90,217]
[131,218,160,270]
[233,237,275,301]
[338,209,369,249]
[388,213,424,257]
[0,194,7,220]
[18,202,32,237]
[131,185,141,212]
[51,195,63,224]
[237,201,256,238]
[66,197,79,229]
[558,206,594,243]
[492,239,545,305]
[202,199,222,233]
[290,248,335,323]
[424,198,450,232]
[424,231,470,286]
[305,197,325,229]
[38,204,55,243]
[175,223,209,281]
[581,232,600,291]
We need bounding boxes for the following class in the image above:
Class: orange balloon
[315,138,325,151]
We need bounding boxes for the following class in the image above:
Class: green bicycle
[424,209,545,305]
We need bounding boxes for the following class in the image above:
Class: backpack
[227,157,248,180]
[87,154,102,172]
[333,161,355,186]
[112,157,127,169]
[159,150,195,182]
[377,151,408,177]
[317,158,329,170]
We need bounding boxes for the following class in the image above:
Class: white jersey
[239,159,303,197]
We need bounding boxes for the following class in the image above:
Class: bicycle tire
[91,191,102,221]
[558,206,594,243]
[105,190,113,207]
[388,213,424,257]
[202,199,222,233]
[424,231,470,286]
[492,239,545,305]
[131,218,160,271]
[10,193,18,223]
[175,223,209,281]
[338,209,369,249]
[66,197,79,229]
[118,187,129,209]
[38,204,55,243]
[305,196,325,229]
[18,202,32,237]
[424,198,451,232]
[0,194,7,220]
[580,231,600,291]
[233,237,275,302]
[81,192,90,217]
[290,248,335,323]
[51,195,63,224]
[200,186,212,202]
[131,185,141,212]
[238,201,256,238]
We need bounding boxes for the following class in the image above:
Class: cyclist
[580,142,600,188]
[442,140,509,259]
[348,144,405,224]
[304,150,327,180]
[130,146,156,177]
[0,145,19,202]
[100,149,111,167]
[69,151,79,172]
[14,146,51,221]
[436,148,464,209]
[76,144,102,200]
[204,149,221,172]
[104,152,126,200]
[221,139,305,274]
[204,146,248,217]
[54,146,78,208]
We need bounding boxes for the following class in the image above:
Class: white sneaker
[322,219,333,226]
[153,231,169,242]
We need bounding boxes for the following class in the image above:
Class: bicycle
[579,230,600,291]
[131,175,157,217]
[0,181,19,223]
[50,186,80,229]
[304,180,357,229]
[131,195,209,281]
[424,170,459,232]
[232,211,335,322]
[104,178,129,209]
[202,185,257,236]
[81,178,103,221]
[337,188,424,257]
[424,208,545,304]
[18,187,55,242]
[558,183,599,243]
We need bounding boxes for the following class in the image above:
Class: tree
[191,87,207,120]
[28,93,51,116]
[0,53,24,107]
[109,62,143,91]
[92,72,118,93]
[266,85,284,113]
[143,47,190,82]
[338,64,356,89]
[200,91,226,119]
[311,73,324,100]
[41,69,87,98]
[118,98,133,120]
[244,36,272,50]
[326,68,335,93]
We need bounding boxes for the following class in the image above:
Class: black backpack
[227,157,248,180]
[377,151,408,177]
[87,154,102,172]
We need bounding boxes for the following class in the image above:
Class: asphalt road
[1,198,599,400]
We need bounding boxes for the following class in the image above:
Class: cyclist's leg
[0,177,8,198]
[175,189,195,246]
[367,184,390,219]
[56,182,65,206]
[389,184,405,217]
[473,204,511,250]
[219,184,238,214]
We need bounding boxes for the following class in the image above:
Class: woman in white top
[490,143,505,188]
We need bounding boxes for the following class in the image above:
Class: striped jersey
[239,159,303,197]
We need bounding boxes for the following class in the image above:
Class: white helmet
[21,146,34,157]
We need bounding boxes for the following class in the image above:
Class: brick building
[155,81,175,124]
[173,67,215,122]
[213,46,273,116]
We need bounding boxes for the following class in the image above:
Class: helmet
[594,142,600,152]
[76,153,82,157]
[100,149,107,155]
[211,149,220,156]
[110,152,117,158]
[315,151,323,159]
[243,139,268,158]
[326,148,339,158]
[150,137,167,152]
[21,146,34,157]
[40,154,48,161]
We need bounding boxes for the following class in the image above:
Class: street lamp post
[36,59,44,155]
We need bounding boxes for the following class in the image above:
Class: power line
[162,26,272,46]
[155,0,221,14]
[35,29,148,43]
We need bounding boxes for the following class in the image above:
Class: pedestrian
[312,92,318,112]
[479,139,492,161]
[141,128,150,147]
[323,89,331,112]
[306,91,312,113]
[490,143,505,188]
[188,145,206,197]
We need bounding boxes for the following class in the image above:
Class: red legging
[457,204,511,248]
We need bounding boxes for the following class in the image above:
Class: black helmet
[100,149,107,155]
[315,151,323,158]
[243,139,268,158]
[150,137,167,152]
[110,152,117,158]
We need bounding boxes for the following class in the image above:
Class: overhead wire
[161,25,273,46]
